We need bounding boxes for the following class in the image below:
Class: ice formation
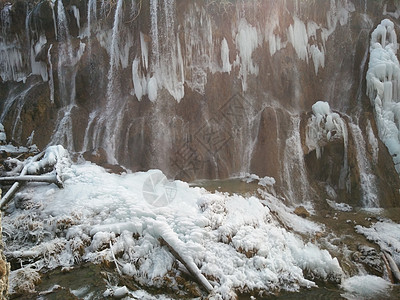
[241,173,276,187]
[234,18,260,91]
[306,101,348,159]
[149,0,184,102]
[326,199,352,212]
[287,16,308,62]
[356,220,400,267]
[366,19,400,174]
[0,123,6,144]
[341,275,391,300]
[3,147,344,298]
[221,38,231,73]
[0,3,26,82]
[29,34,48,82]
[71,6,80,31]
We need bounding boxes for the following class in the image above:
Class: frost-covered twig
[109,241,122,275]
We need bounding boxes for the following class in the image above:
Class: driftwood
[159,236,213,293]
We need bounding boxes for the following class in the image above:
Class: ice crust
[366,19,400,174]
[3,147,344,297]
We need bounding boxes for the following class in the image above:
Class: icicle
[87,0,97,39]
[287,16,308,62]
[221,38,231,73]
[140,32,148,71]
[30,35,48,81]
[50,0,58,41]
[71,5,80,31]
[48,44,55,103]
[234,18,259,92]
[132,58,144,101]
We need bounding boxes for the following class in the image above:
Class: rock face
[1,0,400,207]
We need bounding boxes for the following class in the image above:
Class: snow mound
[366,19,400,174]
[3,149,343,297]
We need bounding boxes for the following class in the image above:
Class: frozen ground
[0,146,396,299]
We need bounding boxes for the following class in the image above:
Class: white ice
[221,38,231,73]
[356,220,400,266]
[0,123,6,143]
[234,18,260,92]
[366,19,400,174]
[306,101,348,160]
[341,275,391,300]
[326,199,352,212]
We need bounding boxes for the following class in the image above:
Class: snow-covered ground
[0,145,396,299]
[0,146,339,297]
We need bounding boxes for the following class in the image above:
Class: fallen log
[159,236,213,293]
[0,151,45,210]
[0,174,63,188]
[382,252,395,284]
[383,251,400,283]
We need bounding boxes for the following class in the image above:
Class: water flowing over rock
[0,0,400,207]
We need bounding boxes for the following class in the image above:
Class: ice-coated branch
[0,174,63,188]
[153,219,213,293]
[159,236,214,293]
[0,151,45,210]
[0,146,68,210]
